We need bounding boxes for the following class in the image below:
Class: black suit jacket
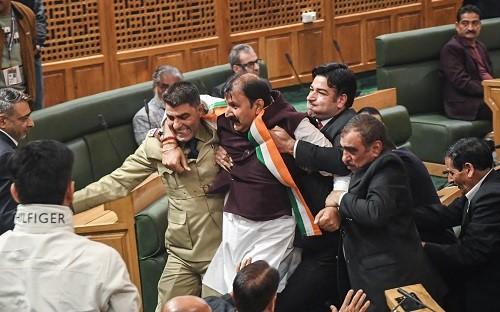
[339,151,445,311]
[394,148,456,244]
[0,131,17,235]
[420,170,500,312]
[295,108,355,175]
[440,35,493,121]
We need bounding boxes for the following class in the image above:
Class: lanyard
[4,10,16,61]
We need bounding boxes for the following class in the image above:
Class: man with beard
[0,87,34,234]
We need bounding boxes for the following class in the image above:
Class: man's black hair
[8,140,73,205]
[223,73,273,107]
[457,4,481,22]
[233,260,279,312]
[312,62,357,108]
[446,137,493,171]
[163,81,200,108]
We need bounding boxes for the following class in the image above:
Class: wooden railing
[41,0,460,107]
[483,79,500,162]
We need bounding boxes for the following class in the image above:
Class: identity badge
[3,65,23,86]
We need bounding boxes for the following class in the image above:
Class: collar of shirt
[318,117,333,128]
[456,35,476,48]
[0,128,18,146]
[13,204,74,234]
[466,168,493,202]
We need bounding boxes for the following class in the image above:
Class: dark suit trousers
[276,247,339,312]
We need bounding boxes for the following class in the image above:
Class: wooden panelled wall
[41,0,461,107]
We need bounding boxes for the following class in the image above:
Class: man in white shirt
[0,139,140,312]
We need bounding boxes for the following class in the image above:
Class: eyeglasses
[236,59,262,69]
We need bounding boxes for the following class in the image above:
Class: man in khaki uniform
[73,81,224,312]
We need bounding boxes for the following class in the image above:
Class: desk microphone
[97,113,123,161]
[396,287,437,312]
[144,99,152,128]
[333,39,345,64]
[284,52,303,85]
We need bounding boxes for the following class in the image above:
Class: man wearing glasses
[0,87,34,235]
[440,4,495,121]
[211,44,262,98]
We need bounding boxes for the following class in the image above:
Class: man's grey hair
[228,44,255,67]
[0,88,30,115]
[152,65,183,85]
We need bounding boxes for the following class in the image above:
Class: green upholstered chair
[376,17,500,163]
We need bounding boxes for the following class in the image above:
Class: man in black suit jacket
[316,114,445,312]
[271,63,356,312]
[270,63,355,176]
[0,88,34,234]
[416,137,500,312]
[440,4,494,121]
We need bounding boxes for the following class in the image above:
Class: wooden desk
[385,283,445,312]
[483,79,500,161]
[73,174,166,311]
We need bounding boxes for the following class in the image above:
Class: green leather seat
[376,17,500,163]
[380,105,412,149]
[135,196,169,312]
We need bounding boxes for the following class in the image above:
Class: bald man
[163,296,212,312]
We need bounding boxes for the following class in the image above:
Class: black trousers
[276,247,339,312]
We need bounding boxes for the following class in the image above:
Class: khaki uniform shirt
[73,120,223,262]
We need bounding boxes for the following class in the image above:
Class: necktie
[186,139,198,159]
[317,119,323,130]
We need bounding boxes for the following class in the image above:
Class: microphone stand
[284,52,303,85]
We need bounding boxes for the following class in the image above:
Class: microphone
[331,39,361,97]
[396,287,437,312]
[332,39,345,64]
[284,52,303,85]
[97,114,123,161]
[144,99,152,129]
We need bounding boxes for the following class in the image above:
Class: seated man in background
[0,140,139,311]
[416,137,500,312]
[441,4,495,121]
[73,81,224,311]
[133,65,183,144]
[316,114,445,311]
[211,44,262,98]
[0,88,35,235]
